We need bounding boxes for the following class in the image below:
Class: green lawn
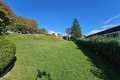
[2,34,120,80]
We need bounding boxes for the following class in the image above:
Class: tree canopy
[65,27,71,40]
[0,1,13,35]
[38,28,48,35]
[71,18,81,40]
[0,1,39,34]
[12,16,38,33]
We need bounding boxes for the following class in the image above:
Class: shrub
[76,36,120,64]
[0,36,16,72]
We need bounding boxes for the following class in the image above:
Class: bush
[0,36,16,72]
[76,36,120,64]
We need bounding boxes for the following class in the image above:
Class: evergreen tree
[71,18,81,40]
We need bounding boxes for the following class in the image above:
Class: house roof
[86,25,120,38]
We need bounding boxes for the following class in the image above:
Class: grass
[1,34,120,80]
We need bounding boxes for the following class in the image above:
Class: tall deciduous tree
[71,18,81,40]
[0,1,13,35]
[65,27,71,40]
[0,11,11,35]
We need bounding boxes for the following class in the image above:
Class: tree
[0,11,11,35]
[71,18,81,40]
[65,27,71,40]
[38,29,48,35]
[12,16,38,33]
[0,1,19,34]
[0,1,39,34]
[0,1,14,35]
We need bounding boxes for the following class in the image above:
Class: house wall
[102,31,120,38]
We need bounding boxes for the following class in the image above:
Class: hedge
[0,36,16,72]
[76,36,120,64]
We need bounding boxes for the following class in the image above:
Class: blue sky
[4,0,120,35]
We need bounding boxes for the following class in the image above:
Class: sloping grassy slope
[2,34,108,80]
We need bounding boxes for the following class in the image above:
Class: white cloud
[61,33,67,36]
[101,23,120,29]
[86,14,120,36]
[48,30,67,36]
[104,15,120,24]
[48,30,54,34]
[86,23,120,36]
[48,30,58,34]
[86,29,104,36]
[48,30,64,36]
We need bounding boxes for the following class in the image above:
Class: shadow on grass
[35,70,52,80]
[0,56,17,77]
[75,42,120,80]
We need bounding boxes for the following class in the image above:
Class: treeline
[11,16,38,34]
[76,36,120,64]
[0,1,39,35]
